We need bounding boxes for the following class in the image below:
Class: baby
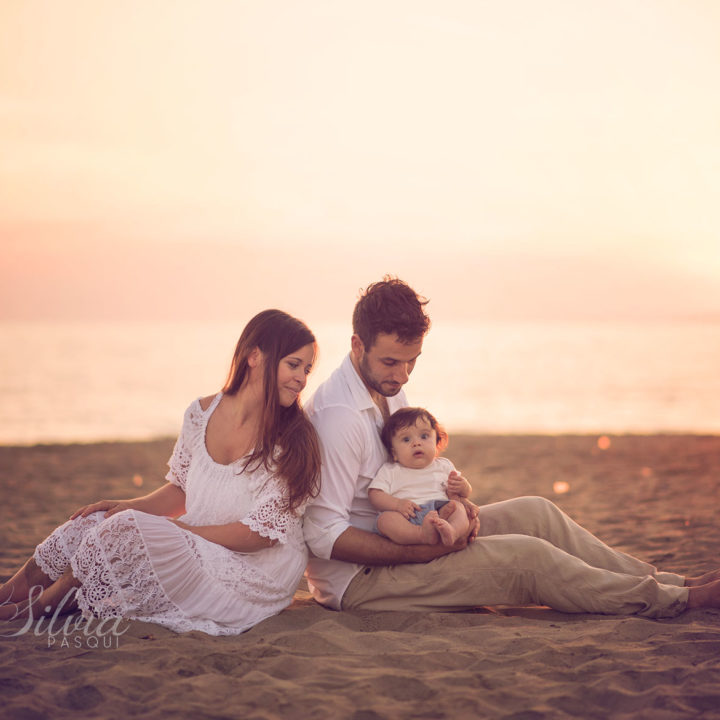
[368,407,476,546]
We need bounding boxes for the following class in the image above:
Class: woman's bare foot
[420,512,441,544]
[685,569,720,587]
[0,558,52,605]
[0,596,34,621]
[429,514,458,547]
[1,570,79,621]
[0,601,21,621]
[685,579,720,610]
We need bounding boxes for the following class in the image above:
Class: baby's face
[391,417,437,469]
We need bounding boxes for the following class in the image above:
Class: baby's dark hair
[381,407,449,455]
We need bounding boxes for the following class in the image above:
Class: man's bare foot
[429,514,458,547]
[685,579,720,610]
[685,569,720,587]
[420,512,441,544]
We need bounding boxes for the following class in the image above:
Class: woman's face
[276,343,315,407]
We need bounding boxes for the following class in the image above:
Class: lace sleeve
[165,401,204,491]
[243,476,299,545]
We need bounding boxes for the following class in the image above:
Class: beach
[1,434,719,719]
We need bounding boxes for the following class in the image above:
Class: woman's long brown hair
[223,309,321,512]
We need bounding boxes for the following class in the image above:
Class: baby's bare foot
[430,515,458,546]
[420,512,441,544]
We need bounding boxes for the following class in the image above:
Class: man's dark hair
[352,276,430,350]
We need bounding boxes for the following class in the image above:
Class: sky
[2,0,720,325]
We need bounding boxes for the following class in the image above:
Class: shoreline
[3,429,719,448]
[1,434,719,718]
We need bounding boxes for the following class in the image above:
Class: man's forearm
[330,526,460,565]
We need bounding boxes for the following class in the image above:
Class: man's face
[352,332,423,397]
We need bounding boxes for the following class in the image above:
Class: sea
[1,321,718,445]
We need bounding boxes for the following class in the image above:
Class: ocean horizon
[1,319,719,445]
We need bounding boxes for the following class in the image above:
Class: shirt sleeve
[367,463,393,494]
[437,457,462,495]
[165,402,202,491]
[303,405,366,560]
[243,476,298,545]
[437,457,457,475]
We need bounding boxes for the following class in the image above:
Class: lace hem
[71,511,180,620]
[34,540,67,582]
[243,475,305,546]
[244,512,289,545]
[126,607,284,636]
[34,513,104,582]
[71,510,294,633]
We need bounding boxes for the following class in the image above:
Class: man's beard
[358,354,402,397]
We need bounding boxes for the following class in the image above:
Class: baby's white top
[368,456,457,505]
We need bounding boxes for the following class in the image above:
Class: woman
[0,310,321,635]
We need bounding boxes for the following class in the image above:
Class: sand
[1,434,719,719]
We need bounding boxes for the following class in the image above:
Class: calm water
[1,321,719,445]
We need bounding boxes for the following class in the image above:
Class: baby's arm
[445,470,480,523]
[446,470,472,499]
[368,488,421,520]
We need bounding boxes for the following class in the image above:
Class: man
[303,276,720,616]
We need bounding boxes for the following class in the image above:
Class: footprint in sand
[60,684,104,711]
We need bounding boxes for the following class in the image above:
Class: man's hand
[467,515,480,542]
[457,497,480,521]
[439,514,480,553]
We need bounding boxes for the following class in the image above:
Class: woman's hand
[69,483,186,522]
[70,500,134,520]
[167,519,277,552]
[167,518,190,531]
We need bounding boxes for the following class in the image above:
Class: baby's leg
[431,501,470,546]
[377,511,440,545]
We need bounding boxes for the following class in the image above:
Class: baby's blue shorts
[409,499,450,526]
[374,499,450,533]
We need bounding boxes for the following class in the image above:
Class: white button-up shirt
[303,354,408,609]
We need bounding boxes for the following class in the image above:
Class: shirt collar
[339,353,408,420]
[340,353,376,412]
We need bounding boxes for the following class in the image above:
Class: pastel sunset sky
[2,0,719,325]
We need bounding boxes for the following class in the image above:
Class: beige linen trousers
[342,496,688,618]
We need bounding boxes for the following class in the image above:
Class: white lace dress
[33,393,309,635]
